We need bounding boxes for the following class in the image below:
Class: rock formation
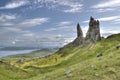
[77,23,83,38]
[62,16,101,47]
[73,23,84,46]
[85,16,101,43]
[57,16,102,55]
[72,16,101,46]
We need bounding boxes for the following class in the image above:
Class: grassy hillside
[0,61,34,80]
[0,33,120,80]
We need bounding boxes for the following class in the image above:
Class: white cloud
[113,18,120,24]
[0,0,29,9]
[23,33,35,37]
[0,27,19,35]
[114,19,120,22]
[0,0,83,13]
[98,16,120,21]
[18,17,49,27]
[57,21,72,26]
[83,20,89,23]
[0,23,14,26]
[0,16,50,46]
[10,33,74,47]
[0,27,30,34]
[3,27,21,32]
[0,14,17,22]
[45,27,57,31]
[0,15,49,27]
[62,1,83,13]
[0,17,49,40]
[92,0,120,12]
[96,8,116,13]
[30,0,83,13]
[92,0,120,9]
[101,28,120,37]
[45,21,74,31]
[45,26,75,32]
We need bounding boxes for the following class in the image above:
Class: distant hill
[2,48,58,59]
[0,47,39,51]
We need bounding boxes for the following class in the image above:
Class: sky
[0,0,120,47]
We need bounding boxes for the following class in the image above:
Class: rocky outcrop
[61,16,101,47]
[72,16,101,46]
[85,16,101,43]
[77,23,83,38]
[72,23,84,46]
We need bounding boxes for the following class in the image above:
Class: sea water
[0,49,37,57]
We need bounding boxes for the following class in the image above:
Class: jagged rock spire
[72,23,83,46]
[77,23,83,38]
[85,16,101,43]
[65,16,101,47]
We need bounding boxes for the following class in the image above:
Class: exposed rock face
[85,16,101,43]
[72,16,101,46]
[77,23,83,38]
[73,23,84,46]
[62,16,101,47]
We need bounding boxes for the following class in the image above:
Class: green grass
[0,61,34,80]
[0,33,120,80]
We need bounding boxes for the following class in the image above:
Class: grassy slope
[0,33,120,80]
[0,61,34,80]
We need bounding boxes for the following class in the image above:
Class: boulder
[116,45,120,49]
[96,53,102,57]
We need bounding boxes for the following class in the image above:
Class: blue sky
[0,0,120,47]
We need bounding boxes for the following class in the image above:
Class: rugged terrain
[0,17,120,80]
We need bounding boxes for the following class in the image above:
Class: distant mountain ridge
[0,46,59,51]
[0,47,38,51]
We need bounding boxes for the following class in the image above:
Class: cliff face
[85,16,101,42]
